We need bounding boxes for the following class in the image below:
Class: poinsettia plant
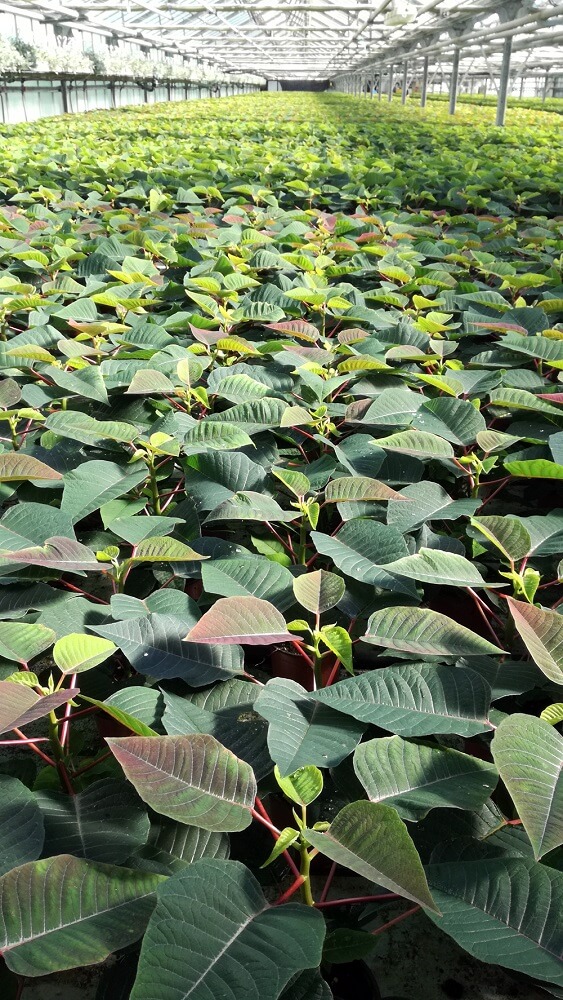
[0,92,561,1000]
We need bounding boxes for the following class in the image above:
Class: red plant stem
[291,640,314,668]
[325,658,342,687]
[0,737,50,746]
[294,427,318,444]
[371,905,421,936]
[275,875,306,905]
[59,580,108,605]
[252,798,300,879]
[265,522,294,555]
[466,589,504,647]
[54,705,99,724]
[57,761,76,797]
[506,818,522,826]
[477,477,512,509]
[319,862,337,904]
[71,751,112,778]
[60,674,78,749]
[12,728,56,766]
[315,893,399,909]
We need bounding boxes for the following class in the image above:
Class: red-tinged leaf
[265,320,320,342]
[473,322,528,334]
[184,596,296,645]
[0,681,78,735]
[107,733,256,832]
[537,393,563,405]
[0,454,62,482]
[0,537,100,572]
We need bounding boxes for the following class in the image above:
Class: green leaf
[185,596,295,645]
[311,664,493,737]
[470,516,531,563]
[0,855,163,977]
[130,536,207,563]
[80,696,159,737]
[305,801,438,911]
[0,776,44,876]
[324,476,408,503]
[53,633,116,675]
[45,412,138,446]
[36,778,150,864]
[260,826,300,867]
[363,605,504,656]
[201,556,295,612]
[311,520,414,594]
[130,860,325,1000]
[61,461,148,524]
[255,678,364,777]
[0,622,55,664]
[541,704,563,726]
[320,624,353,672]
[205,491,298,524]
[184,421,254,451]
[505,460,563,480]
[354,736,498,821]
[387,481,478,532]
[275,764,323,805]
[92,614,242,686]
[373,430,454,459]
[107,733,257,832]
[491,714,563,860]
[426,856,563,987]
[507,598,563,685]
[382,547,493,589]
[293,570,345,615]
[272,467,311,497]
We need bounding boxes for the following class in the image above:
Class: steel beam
[449,47,460,114]
[496,34,512,126]
[420,54,429,107]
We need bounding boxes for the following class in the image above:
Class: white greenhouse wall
[0,77,258,125]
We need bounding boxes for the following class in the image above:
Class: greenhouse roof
[4,0,563,79]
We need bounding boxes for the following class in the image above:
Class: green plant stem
[297,516,307,564]
[48,711,75,795]
[299,841,314,906]
[147,456,162,514]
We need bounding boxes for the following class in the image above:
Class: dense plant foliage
[0,92,561,999]
[424,92,563,115]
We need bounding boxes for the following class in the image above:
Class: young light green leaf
[275,764,323,806]
[53,633,116,675]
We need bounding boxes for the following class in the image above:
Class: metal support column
[401,60,408,105]
[378,64,383,101]
[496,35,512,126]
[388,63,394,102]
[542,71,549,101]
[421,55,429,107]
[449,48,460,115]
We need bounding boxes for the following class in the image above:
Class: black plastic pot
[325,960,382,1000]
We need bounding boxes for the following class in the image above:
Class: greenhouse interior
[0,2,562,1000]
